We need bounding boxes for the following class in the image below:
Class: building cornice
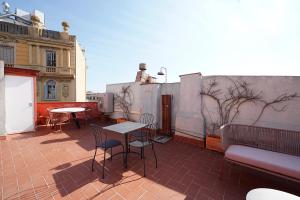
[0,32,74,48]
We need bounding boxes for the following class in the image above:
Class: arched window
[44,80,56,99]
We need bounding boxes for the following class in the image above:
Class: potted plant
[205,123,223,152]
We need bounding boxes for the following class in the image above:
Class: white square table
[103,121,147,168]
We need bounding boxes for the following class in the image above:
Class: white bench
[220,124,300,182]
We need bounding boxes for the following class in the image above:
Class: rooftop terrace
[1,122,299,200]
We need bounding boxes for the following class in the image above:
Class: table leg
[124,134,128,168]
[71,112,81,129]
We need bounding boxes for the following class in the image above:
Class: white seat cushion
[225,145,300,180]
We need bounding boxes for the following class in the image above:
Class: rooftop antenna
[2,2,10,14]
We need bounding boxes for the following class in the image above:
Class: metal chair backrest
[148,122,157,140]
[47,107,56,119]
[90,124,106,147]
[47,107,69,122]
[137,113,155,142]
[139,113,154,126]
[84,106,93,119]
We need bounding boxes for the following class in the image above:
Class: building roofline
[179,72,202,77]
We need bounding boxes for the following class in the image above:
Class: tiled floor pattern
[1,122,299,200]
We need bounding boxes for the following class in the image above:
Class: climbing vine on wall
[200,78,298,136]
[114,86,133,120]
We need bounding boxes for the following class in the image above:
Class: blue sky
[11,0,300,92]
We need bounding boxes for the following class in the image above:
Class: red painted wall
[37,102,99,124]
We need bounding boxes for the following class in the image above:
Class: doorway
[5,75,35,134]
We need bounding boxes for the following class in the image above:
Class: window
[0,45,14,66]
[44,80,56,99]
[46,50,56,67]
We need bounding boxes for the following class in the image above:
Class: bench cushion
[225,145,300,180]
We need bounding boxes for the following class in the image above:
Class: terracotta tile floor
[1,122,299,200]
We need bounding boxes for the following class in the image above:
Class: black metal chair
[129,122,158,177]
[129,113,153,157]
[46,108,70,132]
[76,107,93,127]
[46,107,58,127]
[131,113,155,140]
[90,124,124,179]
[139,113,155,125]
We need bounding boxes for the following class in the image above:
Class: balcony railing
[46,67,56,73]
[4,63,14,67]
[42,29,61,40]
[0,21,28,35]
[7,64,75,77]
[0,21,72,41]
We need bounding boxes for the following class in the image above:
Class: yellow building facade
[0,15,86,102]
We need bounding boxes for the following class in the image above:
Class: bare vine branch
[115,86,133,120]
[252,93,298,125]
[201,78,298,135]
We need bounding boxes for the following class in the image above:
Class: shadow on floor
[5,121,300,199]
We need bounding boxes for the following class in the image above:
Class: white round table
[246,188,300,200]
[50,107,85,113]
[50,107,86,128]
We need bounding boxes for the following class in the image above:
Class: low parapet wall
[37,102,99,124]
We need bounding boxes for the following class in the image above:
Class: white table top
[50,107,86,113]
[246,188,300,200]
[103,121,147,135]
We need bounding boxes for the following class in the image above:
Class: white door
[5,75,35,134]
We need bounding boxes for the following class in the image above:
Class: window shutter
[0,45,14,65]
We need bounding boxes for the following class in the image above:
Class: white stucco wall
[202,76,300,131]
[75,40,87,102]
[106,82,141,121]
[106,82,181,128]
[106,74,300,140]
[0,61,5,135]
[139,84,161,125]
[175,73,204,139]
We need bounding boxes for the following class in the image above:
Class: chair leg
[109,148,113,161]
[140,148,143,159]
[102,149,107,179]
[53,121,58,130]
[92,148,97,171]
[142,147,146,177]
[46,118,50,127]
[48,118,52,127]
[151,143,158,168]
